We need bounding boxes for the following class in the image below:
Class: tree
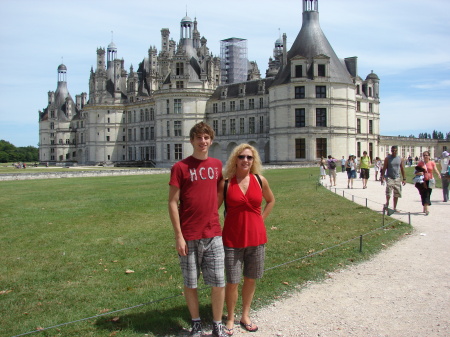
[0,140,39,163]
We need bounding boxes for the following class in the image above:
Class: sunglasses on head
[237,155,253,160]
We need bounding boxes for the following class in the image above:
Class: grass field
[0,167,412,336]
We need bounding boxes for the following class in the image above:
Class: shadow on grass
[95,304,214,336]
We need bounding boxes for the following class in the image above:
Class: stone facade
[38,0,447,167]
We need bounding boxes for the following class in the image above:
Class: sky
[0,0,449,147]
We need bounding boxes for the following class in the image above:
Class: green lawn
[0,168,412,336]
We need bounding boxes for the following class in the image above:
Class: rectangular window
[230,119,236,135]
[175,144,182,160]
[356,101,361,112]
[150,108,155,120]
[316,138,327,158]
[295,65,302,77]
[240,100,245,111]
[316,108,327,127]
[166,100,170,114]
[166,121,170,137]
[150,146,156,160]
[213,120,218,135]
[145,109,149,121]
[259,97,264,108]
[249,117,255,134]
[106,136,110,142]
[222,120,227,135]
[295,108,306,127]
[230,101,236,111]
[222,102,226,112]
[357,142,361,158]
[316,86,326,98]
[357,118,361,133]
[318,64,326,77]
[369,103,373,112]
[127,129,132,141]
[176,62,184,75]
[240,118,245,134]
[174,121,182,136]
[174,99,182,114]
[145,127,149,140]
[213,103,218,113]
[369,120,373,134]
[176,81,184,89]
[166,144,170,160]
[295,138,306,159]
[150,126,155,140]
[249,98,254,109]
[140,110,144,122]
[140,128,144,140]
[295,86,305,99]
[259,116,264,133]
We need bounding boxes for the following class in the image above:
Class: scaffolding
[220,38,248,85]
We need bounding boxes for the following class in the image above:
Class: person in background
[340,156,346,173]
[358,151,371,189]
[415,150,441,215]
[168,122,227,337]
[374,157,382,181]
[327,155,338,186]
[218,144,275,336]
[439,151,449,202]
[380,146,407,212]
[346,155,357,189]
[319,156,327,180]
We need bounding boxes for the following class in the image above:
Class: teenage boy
[168,122,226,337]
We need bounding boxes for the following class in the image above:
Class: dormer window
[318,64,325,77]
[295,65,302,77]
[176,62,184,76]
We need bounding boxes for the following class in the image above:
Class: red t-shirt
[169,156,223,241]
[222,174,267,248]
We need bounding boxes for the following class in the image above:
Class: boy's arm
[168,185,188,256]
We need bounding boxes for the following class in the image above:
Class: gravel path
[216,171,450,337]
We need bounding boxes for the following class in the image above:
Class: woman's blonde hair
[224,143,262,179]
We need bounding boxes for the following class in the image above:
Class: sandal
[240,321,258,332]
[224,326,234,336]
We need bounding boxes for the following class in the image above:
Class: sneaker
[212,322,227,337]
[189,320,203,337]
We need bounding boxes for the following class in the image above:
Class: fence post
[359,235,363,252]
[366,198,368,208]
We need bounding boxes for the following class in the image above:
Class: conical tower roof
[274,5,353,85]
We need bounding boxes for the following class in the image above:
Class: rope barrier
[12,177,407,337]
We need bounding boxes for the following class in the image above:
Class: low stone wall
[0,169,170,181]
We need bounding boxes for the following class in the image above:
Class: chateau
[38,0,446,167]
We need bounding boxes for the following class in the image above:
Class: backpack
[223,174,262,216]
[329,160,336,169]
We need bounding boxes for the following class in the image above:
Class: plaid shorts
[385,177,402,198]
[224,245,265,284]
[179,236,225,288]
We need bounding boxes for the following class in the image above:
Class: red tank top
[222,174,267,248]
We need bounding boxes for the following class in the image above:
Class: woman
[374,157,382,181]
[415,151,441,215]
[346,155,356,189]
[218,144,275,335]
[319,156,327,180]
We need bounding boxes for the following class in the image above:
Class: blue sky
[1,0,449,147]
